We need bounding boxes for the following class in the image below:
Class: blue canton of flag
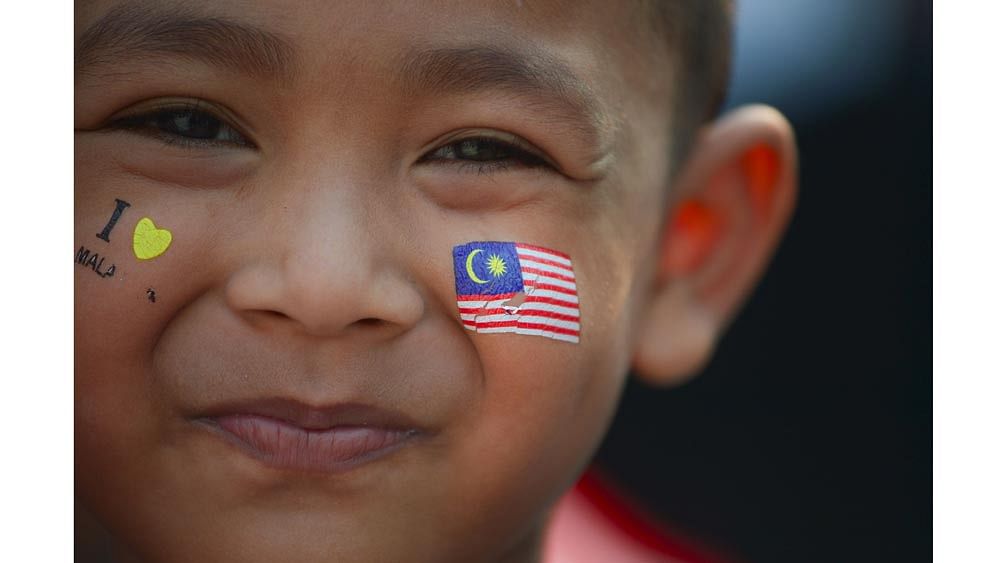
[453,241,524,297]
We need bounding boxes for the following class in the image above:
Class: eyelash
[419,136,552,175]
[106,102,552,175]
[106,101,254,149]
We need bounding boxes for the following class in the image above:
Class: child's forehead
[78,0,650,60]
[78,0,671,137]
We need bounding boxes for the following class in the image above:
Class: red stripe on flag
[459,300,578,311]
[471,319,579,336]
[523,295,579,308]
[461,308,578,322]
[458,307,513,315]
[519,267,576,283]
[455,292,518,302]
[514,309,580,322]
[461,309,507,316]
[529,283,577,295]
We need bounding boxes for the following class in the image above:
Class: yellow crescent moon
[465,249,488,284]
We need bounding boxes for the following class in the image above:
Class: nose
[224,175,425,339]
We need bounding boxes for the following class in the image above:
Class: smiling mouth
[193,400,425,473]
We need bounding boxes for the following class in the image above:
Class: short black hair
[646,0,734,170]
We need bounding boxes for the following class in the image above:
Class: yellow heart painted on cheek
[133,217,173,260]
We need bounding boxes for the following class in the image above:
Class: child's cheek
[457,238,636,490]
[74,175,229,384]
[448,303,632,541]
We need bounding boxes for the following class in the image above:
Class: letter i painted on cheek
[96,199,131,242]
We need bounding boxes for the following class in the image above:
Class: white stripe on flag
[475,326,519,334]
[470,324,579,341]
[525,275,577,291]
[471,314,520,324]
[514,316,580,331]
[457,298,513,309]
[515,246,572,267]
[470,314,580,331]
[516,301,580,317]
[517,259,575,279]
[523,289,579,304]
[511,328,580,343]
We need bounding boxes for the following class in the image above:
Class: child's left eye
[421,136,551,174]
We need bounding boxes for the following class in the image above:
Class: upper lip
[193,397,424,431]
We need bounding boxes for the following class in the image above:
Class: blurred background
[593,1,931,561]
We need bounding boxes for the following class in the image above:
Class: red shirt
[544,470,728,563]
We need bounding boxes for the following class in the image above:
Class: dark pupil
[457,139,510,161]
[157,110,221,139]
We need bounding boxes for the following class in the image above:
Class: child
[74,1,797,561]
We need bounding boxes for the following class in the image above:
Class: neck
[492,517,548,563]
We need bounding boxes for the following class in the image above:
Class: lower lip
[199,414,420,473]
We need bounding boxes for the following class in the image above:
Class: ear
[632,104,798,386]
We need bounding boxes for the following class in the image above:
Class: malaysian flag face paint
[453,242,580,343]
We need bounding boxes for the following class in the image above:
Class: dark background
[594,2,931,562]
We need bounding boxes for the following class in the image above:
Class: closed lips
[192,399,426,473]
[209,414,420,472]
[203,414,418,471]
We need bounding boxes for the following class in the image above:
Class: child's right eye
[106,101,255,149]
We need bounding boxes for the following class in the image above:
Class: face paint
[96,199,131,242]
[453,241,580,343]
[75,246,117,278]
[132,217,173,260]
[78,199,130,279]
[743,144,780,219]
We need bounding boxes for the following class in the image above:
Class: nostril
[225,261,424,336]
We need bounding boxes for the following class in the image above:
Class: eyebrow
[399,46,611,144]
[75,4,295,81]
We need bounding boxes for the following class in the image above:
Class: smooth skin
[74,1,797,561]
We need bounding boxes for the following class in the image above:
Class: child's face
[76,1,678,560]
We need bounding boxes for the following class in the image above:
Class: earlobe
[632,281,718,386]
[633,104,798,387]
